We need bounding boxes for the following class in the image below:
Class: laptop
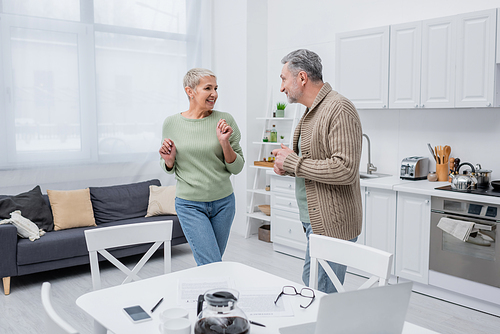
[279,282,413,334]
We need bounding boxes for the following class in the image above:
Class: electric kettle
[195,288,250,334]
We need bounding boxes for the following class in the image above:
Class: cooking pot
[451,162,477,191]
[475,164,492,188]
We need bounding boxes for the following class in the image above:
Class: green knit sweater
[160,110,245,202]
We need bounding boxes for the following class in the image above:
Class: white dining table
[76,261,439,334]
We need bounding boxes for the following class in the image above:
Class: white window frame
[0,14,97,167]
[0,0,210,169]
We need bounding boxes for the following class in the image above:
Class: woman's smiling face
[192,76,218,110]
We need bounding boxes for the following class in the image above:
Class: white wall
[212,0,269,236]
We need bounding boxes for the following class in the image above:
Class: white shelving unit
[245,104,302,238]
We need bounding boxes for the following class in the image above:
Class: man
[272,49,363,293]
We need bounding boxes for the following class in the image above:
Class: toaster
[400,156,429,180]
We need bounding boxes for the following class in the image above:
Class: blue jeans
[302,222,358,293]
[175,193,235,266]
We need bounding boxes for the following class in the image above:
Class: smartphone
[123,305,152,323]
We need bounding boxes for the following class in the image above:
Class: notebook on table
[279,282,413,334]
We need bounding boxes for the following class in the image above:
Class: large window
[0,0,208,168]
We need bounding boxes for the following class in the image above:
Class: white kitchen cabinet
[270,174,306,259]
[455,9,496,108]
[335,26,390,109]
[421,15,456,109]
[386,9,498,109]
[389,21,422,109]
[364,187,396,274]
[396,192,431,284]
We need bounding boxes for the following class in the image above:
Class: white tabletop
[76,261,439,334]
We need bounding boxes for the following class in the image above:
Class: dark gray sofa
[0,179,186,295]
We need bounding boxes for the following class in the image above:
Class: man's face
[280,63,302,104]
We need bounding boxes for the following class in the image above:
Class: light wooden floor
[1,231,499,334]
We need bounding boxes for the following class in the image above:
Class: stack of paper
[437,217,475,242]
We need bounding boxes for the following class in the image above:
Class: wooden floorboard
[1,232,499,334]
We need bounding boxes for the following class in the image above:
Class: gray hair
[281,49,323,82]
[183,68,217,92]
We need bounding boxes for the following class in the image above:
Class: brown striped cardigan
[282,83,363,240]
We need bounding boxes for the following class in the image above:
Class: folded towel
[437,217,475,242]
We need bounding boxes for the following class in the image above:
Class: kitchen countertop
[361,175,500,206]
[268,169,500,205]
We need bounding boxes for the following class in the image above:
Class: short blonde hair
[183,68,217,93]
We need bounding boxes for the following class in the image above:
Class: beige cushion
[47,188,96,231]
[146,185,177,217]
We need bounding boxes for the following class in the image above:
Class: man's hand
[271,144,293,175]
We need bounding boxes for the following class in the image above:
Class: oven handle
[432,210,497,231]
[474,223,495,232]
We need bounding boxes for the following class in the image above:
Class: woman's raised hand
[216,118,233,143]
[159,138,176,169]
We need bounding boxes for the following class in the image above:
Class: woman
[159,68,244,266]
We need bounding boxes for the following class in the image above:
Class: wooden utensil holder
[436,163,449,182]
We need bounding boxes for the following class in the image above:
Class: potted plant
[280,135,285,143]
[276,102,287,118]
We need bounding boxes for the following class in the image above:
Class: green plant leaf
[276,102,287,110]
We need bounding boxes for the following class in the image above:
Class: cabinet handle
[383,105,387,108]
[421,104,425,108]
[288,229,292,234]
[288,202,292,206]
[415,104,418,108]
[425,200,429,204]
[487,103,492,107]
[366,191,370,195]
[288,184,292,188]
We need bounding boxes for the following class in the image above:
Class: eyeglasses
[274,285,315,309]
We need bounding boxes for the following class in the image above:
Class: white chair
[309,234,393,292]
[41,282,79,334]
[84,220,173,291]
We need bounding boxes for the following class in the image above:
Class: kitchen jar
[427,172,438,182]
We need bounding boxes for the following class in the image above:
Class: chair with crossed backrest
[41,282,79,334]
[85,220,173,334]
[84,220,173,291]
[308,234,393,292]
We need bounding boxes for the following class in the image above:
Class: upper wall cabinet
[389,21,422,108]
[338,8,498,109]
[420,15,457,108]
[335,26,390,109]
[455,9,496,107]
